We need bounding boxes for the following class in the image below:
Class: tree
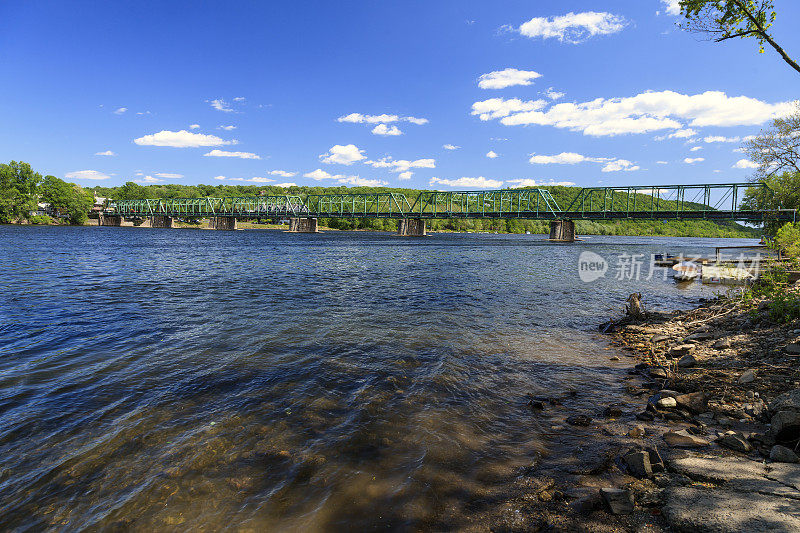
[0,161,42,223]
[743,102,800,179]
[40,175,93,224]
[678,0,800,75]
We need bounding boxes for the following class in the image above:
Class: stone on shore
[737,369,756,384]
[628,425,645,438]
[674,391,708,413]
[664,429,709,447]
[656,397,677,409]
[669,344,695,357]
[770,445,800,463]
[784,343,800,355]
[716,432,753,453]
[623,450,653,478]
[678,354,697,368]
[599,488,634,515]
[566,414,593,427]
[768,389,800,441]
[712,337,731,349]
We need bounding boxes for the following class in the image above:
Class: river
[0,226,758,530]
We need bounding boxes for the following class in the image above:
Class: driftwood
[626,292,645,319]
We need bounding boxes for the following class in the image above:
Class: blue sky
[1,0,798,190]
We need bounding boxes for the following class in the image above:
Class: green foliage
[775,222,800,257]
[742,172,800,233]
[40,175,93,224]
[739,257,800,323]
[0,161,42,223]
[27,215,53,225]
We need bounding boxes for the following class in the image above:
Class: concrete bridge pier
[288,218,319,232]
[397,218,426,236]
[149,215,174,228]
[208,217,238,230]
[549,220,576,242]
[98,214,133,226]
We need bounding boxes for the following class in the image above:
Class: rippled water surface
[0,226,758,530]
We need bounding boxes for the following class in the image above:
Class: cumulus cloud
[213,176,227,180]
[601,159,639,172]
[134,176,162,184]
[660,0,680,16]
[134,130,236,148]
[430,177,504,188]
[268,170,297,177]
[545,87,565,100]
[733,159,759,169]
[364,156,436,179]
[189,124,200,129]
[275,182,297,187]
[319,144,366,165]
[472,91,795,137]
[219,176,275,183]
[486,150,499,158]
[443,144,461,150]
[478,68,542,89]
[233,97,246,102]
[95,150,116,156]
[304,168,341,180]
[704,135,756,143]
[690,146,703,151]
[668,128,698,139]
[154,172,183,179]
[372,124,403,136]
[337,113,428,125]
[65,170,111,180]
[336,177,388,186]
[114,107,127,114]
[218,125,237,131]
[514,12,627,44]
[507,178,576,187]
[398,171,413,180]
[684,157,705,164]
[657,161,668,164]
[528,152,638,172]
[203,149,261,159]
[209,99,234,112]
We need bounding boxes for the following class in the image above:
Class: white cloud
[95,150,116,156]
[134,130,236,148]
[733,159,759,169]
[733,147,746,153]
[472,97,547,121]
[221,176,275,183]
[233,97,246,102]
[690,146,703,151]
[189,124,200,129]
[601,159,639,172]
[430,176,504,188]
[372,124,403,136]
[478,68,542,89]
[155,172,183,179]
[249,177,275,183]
[218,125,237,131]
[275,182,297,187]
[203,149,261,159]
[473,91,795,136]
[507,178,576,187]
[703,135,756,143]
[65,170,111,180]
[398,171,413,180]
[336,177,388,186]
[268,170,297,177]
[213,176,227,180]
[443,144,461,150]
[660,0,680,16]
[304,168,340,180]
[364,157,436,177]
[515,11,627,44]
[545,87,565,100]
[319,144,366,165]
[657,160,668,164]
[684,157,705,164]
[210,99,234,112]
[529,152,600,164]
[337,113,428,125]
[668,128,698,139]
[114,107,127,114]
[135,176,162,184]
[486,150,499,158]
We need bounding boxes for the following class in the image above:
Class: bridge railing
[303,193,411,218]
[114,195,307,217]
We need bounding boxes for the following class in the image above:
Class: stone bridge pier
[148,215,174,228]
[397,218,426,236]
[549,220,576,242]
[208,217,238,230]
[288,218,319,233]
[98,214,133,226]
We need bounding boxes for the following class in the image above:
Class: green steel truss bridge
[112,183,796,223]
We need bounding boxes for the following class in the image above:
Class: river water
[0,226,758,530]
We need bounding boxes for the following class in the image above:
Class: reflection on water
[0,226,756,529]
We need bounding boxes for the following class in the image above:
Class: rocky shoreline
[582,293,800,531]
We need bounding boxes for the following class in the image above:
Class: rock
[684,331,715,342]
[645,447,665,473]
[678,354,697,368]
[738,369,756,384]
[713,338,731,349]
[717,432,753,453]
[609,356,620,361]
[636,411,655,422]
[675,391,708,414]
[651,334,670,343]
[649,367,668,379]
[664,429,709,447]
[628,425,645,438]
[784,343,800,355]
[657,397,678,409]
[603,406,623,418]
[566,414,593,427]
[626,293,645,320]
[769,388,800,413]
[600,488,635,515]
[769,410,800,442]
[770,445,800,463]
[669,344,695,357]
[569,491,601,514]
[623,450,653,478]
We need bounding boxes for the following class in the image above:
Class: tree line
[0,161,94,225]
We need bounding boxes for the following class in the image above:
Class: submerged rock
[566,414,593,427]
